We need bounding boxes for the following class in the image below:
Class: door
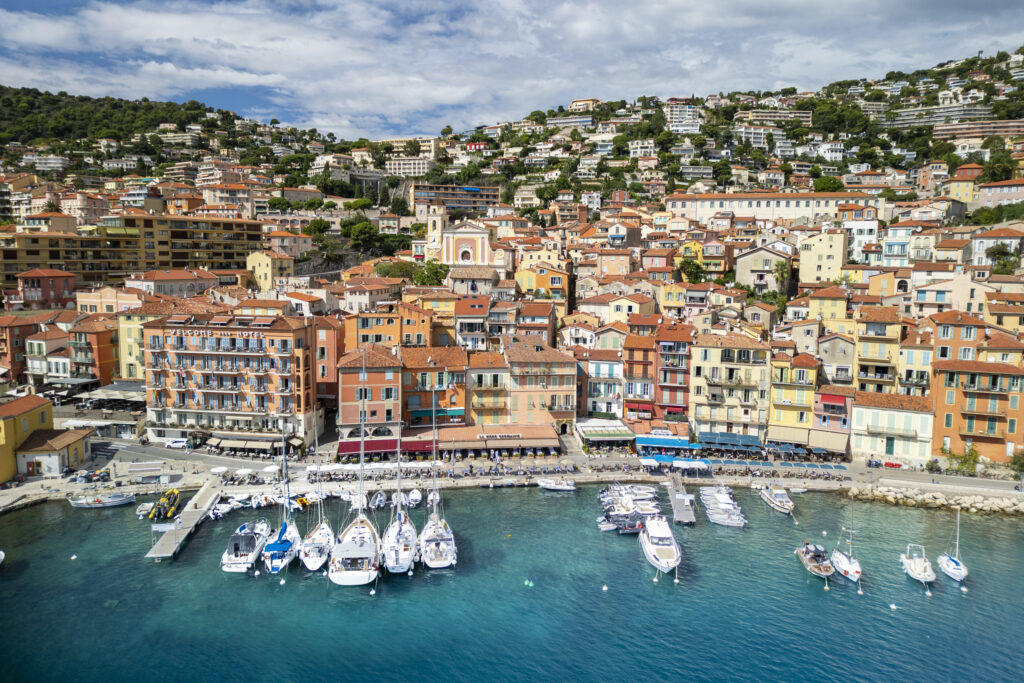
[26,461,35,476]
[885,437,895,456]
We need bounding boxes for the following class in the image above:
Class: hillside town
[4,47,1024,484]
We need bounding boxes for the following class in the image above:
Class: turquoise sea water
[0,486,1021,682]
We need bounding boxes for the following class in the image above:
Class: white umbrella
[262,464,280,473]
[209,466,228,474]
[235,468,253,476]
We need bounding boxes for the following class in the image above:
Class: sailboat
[262,447,300,574]
[382,438,419,574]
[418,389,456,569]
[831,498,862,584]
[328,351,381,586]
[300,433,333,572]
[938,509,969,583]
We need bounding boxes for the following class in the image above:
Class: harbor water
[0,486,1021,682]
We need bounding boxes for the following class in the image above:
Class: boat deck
[144,482,220,561]
[667,475,697,525]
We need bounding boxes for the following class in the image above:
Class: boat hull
[938,553,968,582]
[69,493,136,508]
[795,547,836,578]
[830,549,862,582]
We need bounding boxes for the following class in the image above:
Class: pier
[667,474,696,525]
[145,481,220,561]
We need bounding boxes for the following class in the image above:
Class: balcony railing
[865,424,918,437]
[859,372,895,382]
[959,426,1003,439]
[472,397,507,408]
[900,375,929,386]
[961,381,1010,393]
[961,405,1003,417]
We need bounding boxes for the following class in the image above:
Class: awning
[511,438,559,448]
[808,429,848,452]
[287,437,303,447]
[245,441,274,450]
[663,406,684,413]
[819,394,847,406]
[766,425,809,445]
[625,402,651,411]
[402,440,435,453]
[636,435,694,449]
[220,439,247,448]
[338,438,398,455]
[207,437,222,447]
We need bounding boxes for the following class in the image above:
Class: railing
[959,426,1003,438]
[831,372,853,383]
[865,423,918,437]
[473,398,507,408]
[961,405,1003,417]
[774,377,813,386]
[900,375,929,385]
[961,381,1010,393]
[858,372,895,381]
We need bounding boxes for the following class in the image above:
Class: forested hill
[0,86,226,144]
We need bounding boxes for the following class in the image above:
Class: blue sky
[1,1,1023,139]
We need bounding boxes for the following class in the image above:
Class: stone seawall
[850,485,1024,516]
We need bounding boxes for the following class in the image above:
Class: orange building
[399,346,468,428]
[143,313,319,450]
[336,343,402,460]
[69,315,119,386]
[313,316,343,409]
[930,359,1024,463]
[505,338,576,434]
[343,301,433,350]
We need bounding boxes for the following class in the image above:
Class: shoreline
[4,466,1023,517]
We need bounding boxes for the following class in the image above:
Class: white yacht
[699,486,747,527]
[382,444,418,575]
[408,488,422,508]
[221,520,271,573]
[759,485,794,515]
[900,543,936,586]
[537,477,577,492]
[419,512,457,569]
[938,509,969,583]
[639,515,682,574]
[370,490,387,509]
[262,519,301,574]
[300,519,334,572]
[328,514,381,585]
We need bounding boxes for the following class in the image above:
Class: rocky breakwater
[849,485,1024,516]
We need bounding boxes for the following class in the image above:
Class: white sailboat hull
[262,521,300,574]
[382,515,419,574]
[328,515,380,586]
[938,553,968,582]
[419,514,456,569]
[300,520,334,572]
[830,549,862,582]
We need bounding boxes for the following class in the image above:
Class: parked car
[165,439,189,449]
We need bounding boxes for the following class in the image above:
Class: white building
[851,392,933,466]
[384,157,436,177]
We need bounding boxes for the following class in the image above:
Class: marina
[0,485,1022,682]
[143,482,220,561]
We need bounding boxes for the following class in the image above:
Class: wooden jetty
[145,481,220,561]
[667,474,696,525]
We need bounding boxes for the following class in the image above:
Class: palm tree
[773,259,792,294]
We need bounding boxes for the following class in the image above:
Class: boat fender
[843,570,848,576]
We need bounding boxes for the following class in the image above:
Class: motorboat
[148,489,180,519]
[221,520,271,573]
[759,485,794,515]
[900,544,936,586]
[795,542,835,579]
[390,491,409,508]
[328,514,381,585]
[537,477,576,492]
[68,491,136,508]
[299,520,334,572]
[369,490,387,510]
[349,493,368,511]
[135,502,154,518]
[382,509,418,574]
[408,489,423,508]
[639,515,682,574]
[426,489,440,507]
[938,509,968,583]
[262,520,301,574]
[699,486,746,527]
[419,512,457,569]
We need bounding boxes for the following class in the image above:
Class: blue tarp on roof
[636,435,693,449]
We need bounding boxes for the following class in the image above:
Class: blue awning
[636,435,693,449]
[833,464,847,470]
[779,462,792,467]
[652,454,675,463]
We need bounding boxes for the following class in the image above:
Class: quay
[667,474,696,525]
[144,481,220,561]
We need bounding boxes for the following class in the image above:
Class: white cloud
[1,1,1023,138]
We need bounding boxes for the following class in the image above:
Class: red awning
[664,406,684,413]
[625,402,651,411]
[820,395,847,406]
[401,441,434,453]
[338,438,398,454]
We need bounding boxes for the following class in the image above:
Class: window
[959,347,974,361]
[944,413,953,428]
[937,346,952,359]
[946,389,954,405]
[1010,419,1017,434]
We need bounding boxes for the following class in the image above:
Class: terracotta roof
[792,353,818,368]
[454,295,491,316]
[401,346,468,369]
[468,351,508,369]
[0,394,50,418]
[16,268,74,278]
[858,306,900,323]
[693,333,769,350]
[818,384,855,397]
[973,227,1024,238]
[16,428,93,452]
[928,311,985,325]
[808,285,848,300]
[932,360,1024,376]
[853,391,932,412]
[338,343,400,369]
[26,328,68,342]
[504,341,574,364]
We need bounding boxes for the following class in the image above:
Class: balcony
[858,353,894,364]
[961,381,1010,393]
[774,398,812,408]
[859,372,895,382]
[961,405,1003,417]
[472,397,507,408]
[959,426,1003,439]
[900,374,929,386]
[859,328,897,341]
[866,423,918,437]
[831,372,853,383]
[774,376,813,386]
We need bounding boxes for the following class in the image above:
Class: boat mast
[358,350,367,515]
[954,508,961,559]
[431,367,438,514]
[395,419,403,514]
[282,413,291,523]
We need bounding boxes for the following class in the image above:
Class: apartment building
[665,192,883,224]
[855,307,903,393]
[468,351,511,425]
[766,352,819,447]
[143,314,318,448]
[123,269,219,297]
[850,392,933,465]
[385,157,435,177]
[798,229,849,283]
[400,346,468,428]
[246,251,294,292]
[653,322,693,421]
[117,298,229,381]
[505,339,576,435]
[689,333,770,440]
[5,269,76,310]
[343,301,433,350]
[410,184,501,213]
[580,348,624,419]
[336,343,402,459]
[69,315,119,386]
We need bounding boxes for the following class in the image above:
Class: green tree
[440,125,453,136]
[303,218,331,237]
[403,139,421,157]
[390,197,411,216]
[411,222,427,239]
[413,258,450,286]
[679,259,705,284]
[348,222,380,252]
[813,176,844,192]
[374,261,419,279]
[343,197,373,211]
[267,197,292,212]
[773,259,792,291]
[43,199,62,213]
[379,184,391,207]
[1009,450,1024,477]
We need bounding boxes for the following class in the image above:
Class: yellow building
[0,395,90,480]
[855,306,903,394]
[660,281,688,318]
[246,250,294,292]
[941,177,978,204]
[806,285,855,334]
[896,329,933,396]
[798,229,849,284]
[767,352,819,446]
[117,298,229,380]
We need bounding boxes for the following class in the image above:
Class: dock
[667,474,696,525]
[145,481,220,561]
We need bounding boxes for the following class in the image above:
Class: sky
[1,0,1024,139]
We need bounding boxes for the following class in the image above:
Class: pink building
[8,269,77,310]
[979,178,1024,208]
[264,230,314,259]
